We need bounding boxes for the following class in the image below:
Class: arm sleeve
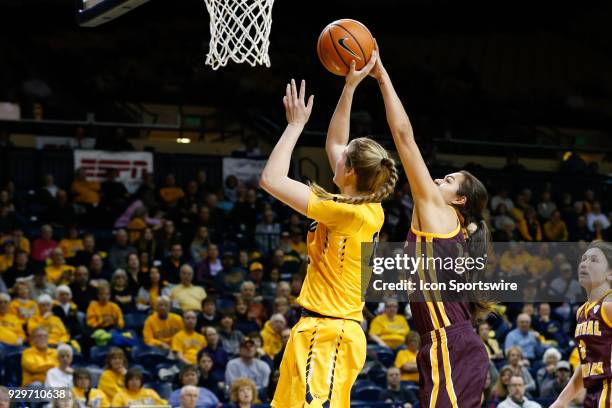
[86,303,99,328]
[143,318,162,347]
[368,317,383,336]
[306,191,363,235]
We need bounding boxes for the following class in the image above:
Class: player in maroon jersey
[551,241,612,408]
[370,44,493,408]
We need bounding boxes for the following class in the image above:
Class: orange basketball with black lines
[317,19,375,76]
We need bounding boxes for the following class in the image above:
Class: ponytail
[311,139,398,205]
[456,171,496,323]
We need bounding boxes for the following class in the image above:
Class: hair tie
[466,222,478,235]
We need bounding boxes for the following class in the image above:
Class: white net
[204,0,275,70]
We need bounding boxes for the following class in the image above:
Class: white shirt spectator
[44,367,73,388]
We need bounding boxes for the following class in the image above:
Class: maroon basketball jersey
[406,223,472,334]
[575,290,612,389]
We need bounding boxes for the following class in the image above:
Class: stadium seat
[87,366,103,388]
[376,349,396,367]
[124,312,148,331]
[3,350,23,386]
[351,385,385,401]
[131,345,172,371]
[90,345,112,366]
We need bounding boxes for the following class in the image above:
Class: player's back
[297,192,384,322]
[405,223,471,334]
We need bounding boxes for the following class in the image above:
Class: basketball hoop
[204,0,275,70]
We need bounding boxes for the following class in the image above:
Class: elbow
[391,125,415,143]
[259,171,277,193]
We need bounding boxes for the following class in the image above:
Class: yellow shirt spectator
[261,320,283,358]
[395,348,419,382]
[9,298,38,324]
[45,264,75,285]
[0,307,26,345]
[369,311,410,349]
[72,179,101,205]
[99,369,125,402]
[0,235,30,253]
[171,330,207,364]
[499,247,531,274]
[143,312,184,348]
[27,314,70,345]
[0,253,13,272]
[170,284,207,312]
[111,387,166,407]
[159,187,185,205]
[86,300,125,329]
[22,346,58,386]
[59,238,84,259]
[73,387,110,408]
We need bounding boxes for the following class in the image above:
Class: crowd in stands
[0,160,610,408]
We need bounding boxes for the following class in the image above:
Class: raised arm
[370,49,445,208]
[260,79,314,216]
[326,55,379,169]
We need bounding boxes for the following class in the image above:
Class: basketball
[317,19,375,76]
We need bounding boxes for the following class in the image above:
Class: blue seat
[376,349,396,367]
[124,312,148,331]
[3,350,23,386]
[351,385,385,401]
[131,345,171,371]
[90,345,112,366]
[352,379,376,390]
[86,366,103,388]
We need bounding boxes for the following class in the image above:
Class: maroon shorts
[417,320,489,408]
[584,379,611,408]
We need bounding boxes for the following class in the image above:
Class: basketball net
[204,0,275,70]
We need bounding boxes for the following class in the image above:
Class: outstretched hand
[283,79,314,127]
[345,50,378,88]
[368,39,386,80]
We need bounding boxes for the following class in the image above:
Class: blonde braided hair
[311,137,398,204]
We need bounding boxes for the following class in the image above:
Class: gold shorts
[271,316,366,408]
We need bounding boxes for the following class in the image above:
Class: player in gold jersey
[261,58,397,407]
[551,242,612,408]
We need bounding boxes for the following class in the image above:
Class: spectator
[59,226,84,259]
[261,313,286,359]
[90,254,112,282]
[517,207,542,241]
[196,297,220,332]
[571,216,593,241]
[21,327,58,386]
[71,168,100,206]
[136,227,157,258]
[491,188,514,212]
[40,174,59,202]
[586,201,610,232]
[234,295,260,335]
[32,224,58,262]
[98,347,127,401]
[162,242,185,284]
[255,208,281,255]
[167,366,219,408]
[493,366,514,401]
[73,367,110,408]
[537,191,557,220]
[478,322,503,360]
[172,310,208,365]
[0,241,15,274]
[196,244,223,290]
[143,295,184,351]
[369,299,410,349]
[159,174,185,208]
[219,252,247,295]
[136,266,170,311]
[190,226,211,263]
[540,360,572,399]
[46,247,75,285]
[107,229,136,271]
[272,328,292,371]
[536,348,562,392]
[497,375,541,408]
[111,368,167,407]
[48,190,77,229]
[86,281,125,330]
[548,262,582,303]
[504,314,541,360]
[379,367,417,407]
[225,337,270,391]
[110,269,135,313]
[533,303,567,348]
[239,281,267,327]
[69,266,97,313]
[500,243,531,278]
[27,294,70,346]
[1,227,30,254]
[29,267,58,300]
[9,281,37,324]
[100,169,129,218]
[52,285,81,338]
[504,347,536,396]
[394,331,420,382]
[218,311,245,356]
[125,252,143,292]
[44,344,74,387]
[170,264,207,312]
[229,377,258,408]
[196,350,224,398]
[543,210,568,241]
[71,233,98,267]
[0,293,25,345]
[289,228,307,259]
[3,249,34,288]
